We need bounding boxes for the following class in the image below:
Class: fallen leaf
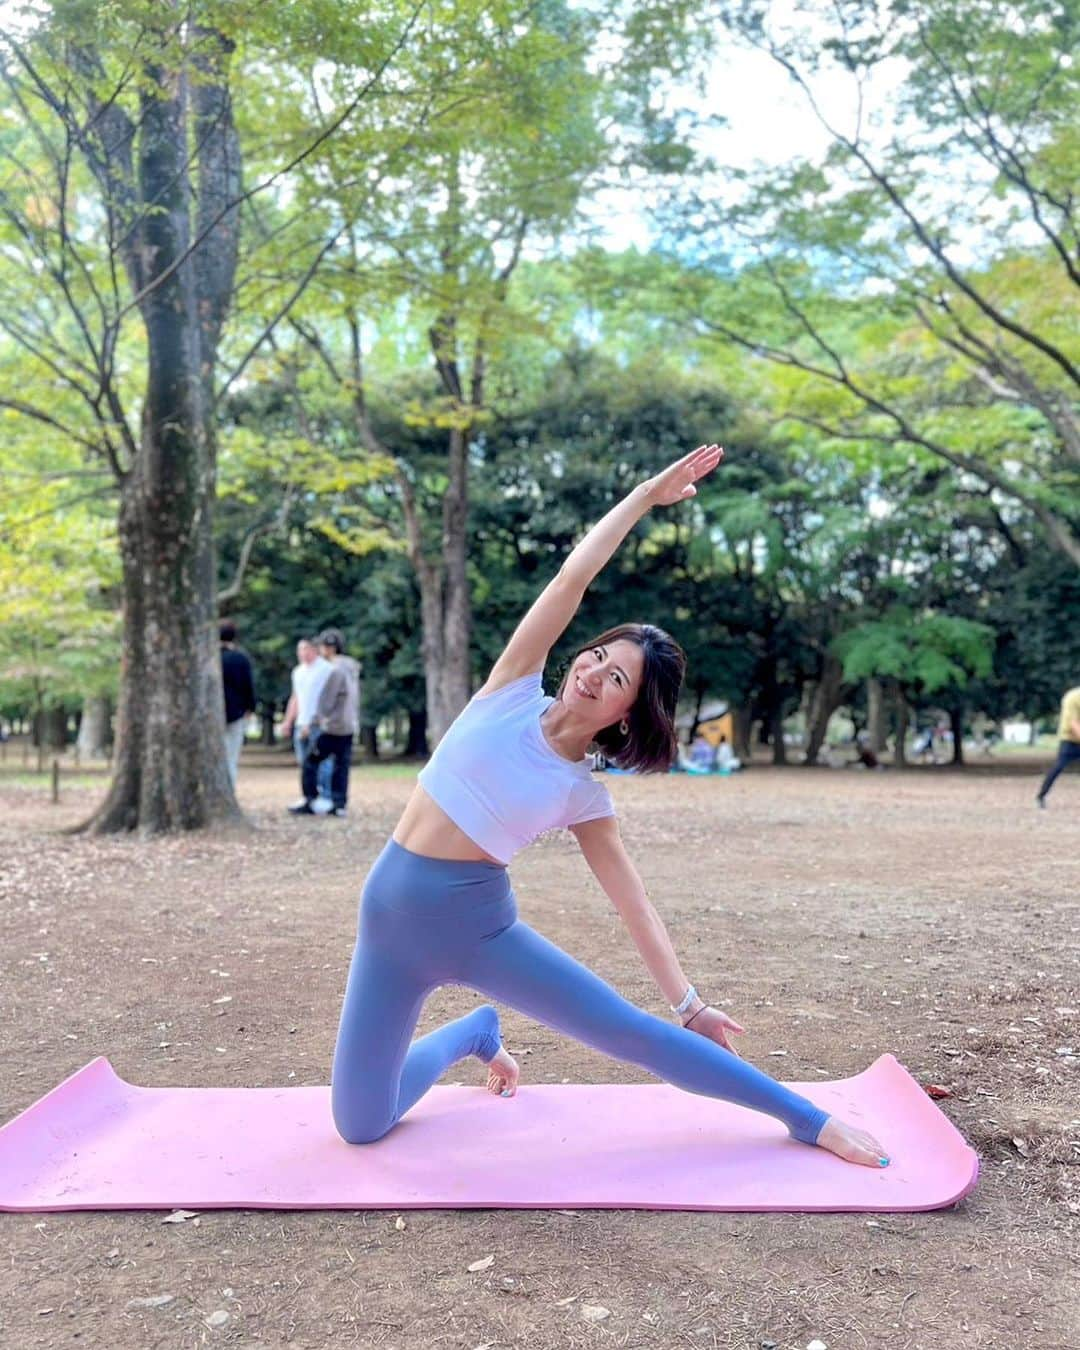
[582,1304,611,1322]
[161,1209,199,1224]
[394,1216,406,1231]
[1011,1136,1030,1158]
[126,1294,175,1310]
[924,1084,952,1099]
[467,1253,495,1273]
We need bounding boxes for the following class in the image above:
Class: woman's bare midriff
[392,784,504,865]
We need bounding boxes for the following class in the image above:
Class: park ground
[1,753,1078,1350]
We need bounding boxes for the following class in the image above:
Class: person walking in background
[220,621,256,789]
[289,629,358,818]
[1036,684,1080,808]
[281,637,333,803]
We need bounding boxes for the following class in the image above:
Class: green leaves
[836,610,994,693]
[0,446,120,709]
[663,0,1080,566]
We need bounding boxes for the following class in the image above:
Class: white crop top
[417,671,616,864]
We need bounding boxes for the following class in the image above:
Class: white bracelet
[671,985,698,1016]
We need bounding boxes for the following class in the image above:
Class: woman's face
[565,638,645,726]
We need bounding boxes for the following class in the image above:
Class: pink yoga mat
[0,1054,977,1213]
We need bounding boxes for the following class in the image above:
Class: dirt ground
[1,753,1078,1350]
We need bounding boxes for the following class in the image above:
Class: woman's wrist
[670,984,698,1016]
[678,994,707,1026]
[632,480,658,512]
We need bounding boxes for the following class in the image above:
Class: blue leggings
[331,839,829,1147]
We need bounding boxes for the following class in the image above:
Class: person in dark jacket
[220,621,256,788]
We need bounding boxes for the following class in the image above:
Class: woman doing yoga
[331,444,890,1168]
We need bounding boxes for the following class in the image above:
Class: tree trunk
[803,653,845,764]
[360,725,379,759]
[90,437,240,832]
[893,692,909,768]
[76,696,111,759]
[412,428,474,745]
[438,425,473,737]
[405,709,428,757]
[689,680,706,742]
[733,706,752,763]
[867,677,887,753]
[260,707,276,746]
[34,707,68,751]
[769,706,788,765]
[82,29,242,833]
[949,706,965,765]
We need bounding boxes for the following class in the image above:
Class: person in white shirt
[281,638,333,799]
[715,736,741,773]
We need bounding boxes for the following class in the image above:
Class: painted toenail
[879,1157,890,1167]
[501,1089,511,1097]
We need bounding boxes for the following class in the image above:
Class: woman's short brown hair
[559,623,686,774]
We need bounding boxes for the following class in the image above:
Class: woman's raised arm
[479,444,723,693]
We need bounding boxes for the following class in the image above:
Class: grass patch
[0,772,105,791]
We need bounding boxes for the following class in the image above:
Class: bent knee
[334,1110,395,1145]
[336,1123,392,1146]
[332,1088,397,1145]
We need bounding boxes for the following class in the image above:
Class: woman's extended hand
[643,444,724,507]
[685,1005,745,1056]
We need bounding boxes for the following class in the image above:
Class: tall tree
[0,1,416,828]
[1,7,243,828]
[229,2,619,742]
[673,0,1080,566]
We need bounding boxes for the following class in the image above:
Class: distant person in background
[934,718,951,762]
[912,725,936,764]
[281,637,333,802]
[220,621,256,788]
[289,629,359,817]
[853,731,882,770]
[715,735,741,773]
[688,733,716,772]
[1036,684,1080,808]
[323,630,362,745]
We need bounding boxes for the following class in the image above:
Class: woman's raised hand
[685,1005,745,1056]
[643,444,724,507]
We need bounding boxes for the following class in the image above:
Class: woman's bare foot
[485,1044,520,1098]
[816,1117,889,1168]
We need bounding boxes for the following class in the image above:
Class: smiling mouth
[574,675,596,700]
